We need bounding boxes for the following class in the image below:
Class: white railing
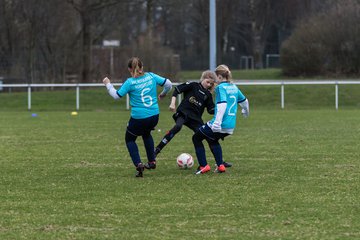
[1,80,360,110]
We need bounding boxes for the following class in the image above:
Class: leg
[143,132,157,170]
[187,119,203,133]
[142,132,155,162]
[206,138,223,166]
[155,116,185,155]
[206,133,232,168]
[126,115,159,177]
[125,130,141,167]
[125,130,144,177]
[193,124,228,174]
[137,114,158,170]
[192,130,207,167]
[205,133,228,173]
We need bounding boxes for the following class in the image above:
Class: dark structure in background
[0,0,349,83]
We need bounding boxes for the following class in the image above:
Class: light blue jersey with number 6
[117,72,166,119]
[210,82,246,130]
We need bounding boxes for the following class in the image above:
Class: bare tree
[66,0,122,82]
[1,0,350,83]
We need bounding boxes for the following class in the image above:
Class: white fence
[1,80,360,110]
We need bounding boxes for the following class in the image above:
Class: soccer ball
[176,153,194,169]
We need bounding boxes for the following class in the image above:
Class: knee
[192,132,198,143]
[142,132,151,139]
[125,131,136,143]
[192,132,202,146]
[172,124,182,134]
[209,142,220,151]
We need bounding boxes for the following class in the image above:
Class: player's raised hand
[158,93,167,100]
[103,77,110,85]
[241,108,249,118]
[168,96,176,112]
[169,103,176,112]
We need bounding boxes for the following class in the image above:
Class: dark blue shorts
[127,114,159,136]
[198,124,229,141]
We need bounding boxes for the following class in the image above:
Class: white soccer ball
[176,153,194,169]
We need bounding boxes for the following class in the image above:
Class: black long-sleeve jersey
[172,82,215,123]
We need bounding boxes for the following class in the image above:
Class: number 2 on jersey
[228,95,236,116]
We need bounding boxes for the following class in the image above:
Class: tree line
[0,0,357,83]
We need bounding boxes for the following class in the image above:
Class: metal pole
[209,0,216,70]
[281,83,284,109]
[110,47,114,76]
[76,85,80,110]
[28,85,31,110]
[335,83,338,110]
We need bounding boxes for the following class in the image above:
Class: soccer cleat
[135,163,144,177]
[144,161,156,170]
[195,164,211,175]
[214,164,226,173]
[223,161,232,168]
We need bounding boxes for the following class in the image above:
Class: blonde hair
[200,70,217,82]
[200,70,217,92]
[127,57,144,77]
[215,64,232,81]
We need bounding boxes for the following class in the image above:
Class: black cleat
[223,162,233,168]
[144,161,156,170]
[135,163,144,177]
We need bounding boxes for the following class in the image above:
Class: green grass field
[1,105,360,239]
[1,73,360,239]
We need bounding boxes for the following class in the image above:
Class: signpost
[103,40,120,76]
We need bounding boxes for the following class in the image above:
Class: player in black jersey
[145,70,232,170]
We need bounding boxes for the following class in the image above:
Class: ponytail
[215,64,232,81]
[127,57,144,77]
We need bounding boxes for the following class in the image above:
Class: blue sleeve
[117,79,130,97]
[149,72,166,86]
[237,88,246,103]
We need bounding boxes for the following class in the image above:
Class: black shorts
[173,112,203,132]
[127,114,159,136]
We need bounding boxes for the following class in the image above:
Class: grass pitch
[1,108,359,239]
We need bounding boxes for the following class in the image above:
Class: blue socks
[126,141,141,167]
[195,146,207,167]
[210,144,223,166]
[142,135,155,161]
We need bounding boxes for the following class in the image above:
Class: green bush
[281,1,360,76]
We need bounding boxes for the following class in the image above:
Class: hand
[169,103,176,112]
[211,121,221,132]
[103,77,110,85]
[158,93,166,100]
[241,109,249,118]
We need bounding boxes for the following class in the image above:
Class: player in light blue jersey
[193,65,249,174]
[103,57,172,177]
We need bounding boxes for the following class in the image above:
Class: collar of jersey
[219,81,230,85]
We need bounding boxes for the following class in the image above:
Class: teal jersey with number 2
[210,82,246,130]
[117,72,166,119]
